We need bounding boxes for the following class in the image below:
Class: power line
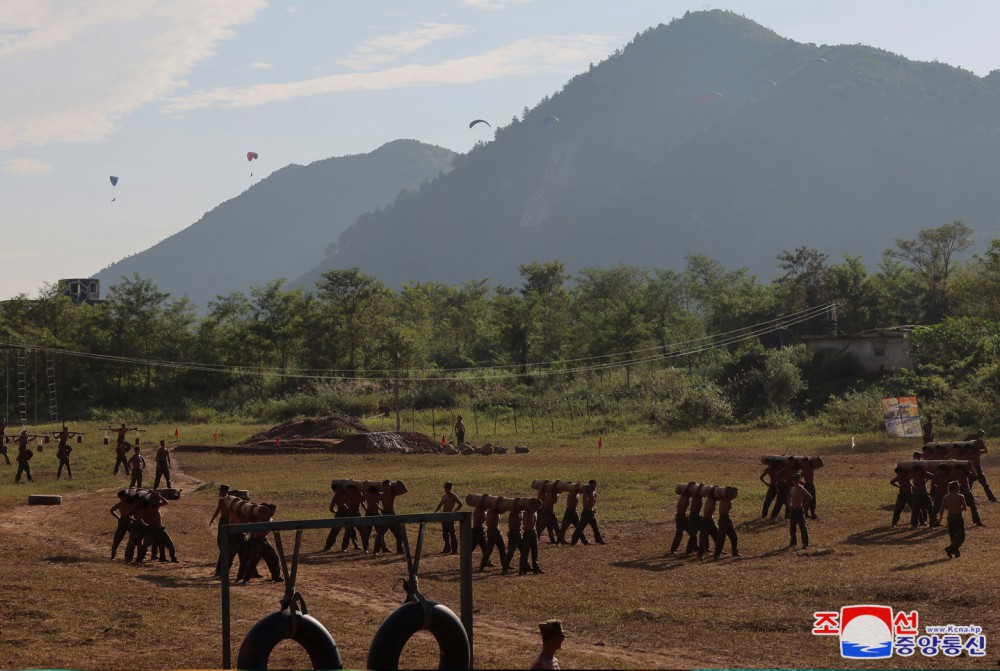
[0,301,837,382]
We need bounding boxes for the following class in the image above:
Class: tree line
[2,221,997,432]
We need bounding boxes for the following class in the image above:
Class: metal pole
[221,531,231,669]
[394,351,401,432]
[512,406,517,435]
[460,510,474,668]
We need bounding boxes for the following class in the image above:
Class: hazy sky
[3,1,998,301]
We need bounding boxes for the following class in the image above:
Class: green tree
[883,221,973,322]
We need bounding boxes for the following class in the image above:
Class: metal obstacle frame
[220,511,474,669]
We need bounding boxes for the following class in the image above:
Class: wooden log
[673,482,700,496]
[760,454,824,468]
[230,489,250,500]
[896,459,973,473]
[224,496,276,521]
[530,479,584,494]
[465,493,541,512]
[330,478,385,493]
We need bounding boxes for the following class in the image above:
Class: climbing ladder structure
[16,349,28,426]
[46,351,58,423]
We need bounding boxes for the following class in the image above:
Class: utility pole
[394,351,401,432]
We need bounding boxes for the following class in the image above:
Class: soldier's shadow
[136,573,211,589]
[891,558,951,571]
[844,525,943,546]
[612,555,696,572]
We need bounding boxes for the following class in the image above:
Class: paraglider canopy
[543,116,560,126]
[755,79,777,87]
[109,176,119,186]
[469,119,490,129]
[810,57,828,65]
[247,152,259,161]
[698,92,724,101]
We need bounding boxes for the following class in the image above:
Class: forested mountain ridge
[95,140,456,310]
[306,10,1000,289]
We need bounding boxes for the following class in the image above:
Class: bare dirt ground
[1,436,998,670]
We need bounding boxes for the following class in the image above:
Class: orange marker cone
[174,427,179,438]
[275,436,281,446]
[598,436,603,449]
[213,430,218,441]
[441,435,447,446]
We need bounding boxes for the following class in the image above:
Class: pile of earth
[241,415,370,444]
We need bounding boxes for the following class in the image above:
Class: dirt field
[0,428,997,669]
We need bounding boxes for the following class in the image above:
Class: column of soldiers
[668,483,740,559]
[760,456,820,521]
[109,488,178,564]
[322,480,406,557]
[890,459,986,529]
[208,485,282,584]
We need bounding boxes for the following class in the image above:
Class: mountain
[95,140,456,309]
[303,10,1000,289]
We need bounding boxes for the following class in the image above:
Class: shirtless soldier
[339,484,363,552]
[668,482,695,554]
[14,432,35,483]
[479,498,506,572]
[890,466,913,527]
[571,480,605,546]
[210,484,239,577]
[519,505,542,575]
[361,485,383,554]
[110,490,139,560]
[910,464,931,527]
[373,480,405,558]
[530,619,564,670]
[470,496,490,560]
[128,445,146,488]
[55,427,74,480]
[759,460,778,517]
[501,503,522,575]
[698,488,720,560]
[714,487,740,559]
[537,483,560,544]
[434,482,463,554]
[557,486,580,545]
[153,440,171,489]
[322,483,348,552]
[938,480,968,558]
[787,473,813,549]
[0,417,8,466]
[134,491,177,564]
[682,484,703,556]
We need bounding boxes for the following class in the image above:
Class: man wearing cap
[531,619,565,670]
[962,431,997,503]
[128,445,145,488]
[787,473,812,549]
[939,480,968,558]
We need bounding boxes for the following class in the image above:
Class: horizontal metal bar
[227,511,469,534]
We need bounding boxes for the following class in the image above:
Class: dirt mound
[241,415,370,444]
[336,431,447,454]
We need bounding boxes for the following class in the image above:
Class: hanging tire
[236,610,342,670]
[28,495,62,505]
[366,601,470,671]
[158,488,182,500]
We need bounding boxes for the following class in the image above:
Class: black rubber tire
[236,611,342,670]
[366,601,470,670]
[158,488,182,500]
[28,495,62,505]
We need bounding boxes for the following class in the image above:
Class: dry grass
[0,423,997,669]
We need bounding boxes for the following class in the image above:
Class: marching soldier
[939,481,968,558]
[557,486,580,545]
[571,480,605,546]
[128,445,145,488]
[0,416,8,465]
[433,482,463,554]
[14,431,36,483]
[501,504,522,575]
[55,425,77,480]
[537,483,560,544]
[788,473,813,548]
[668,483,694,554]
[698,489,720,559]
[373,480,405,558]
[237,503,282,584]
[714,487,740,559]
[153,440,171,489]
[479,498,506,572]
[519,505,542,575]
[890,466,913,527]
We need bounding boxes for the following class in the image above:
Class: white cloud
[0,0,266,152]
[337,22,470,71]
[3,158,54,175]
[167,33,620,112]
[251,61,273,69]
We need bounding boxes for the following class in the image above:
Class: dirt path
[0,451,708,670]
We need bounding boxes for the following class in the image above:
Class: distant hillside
[304,10,1000,289]
[95,140,456,309]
